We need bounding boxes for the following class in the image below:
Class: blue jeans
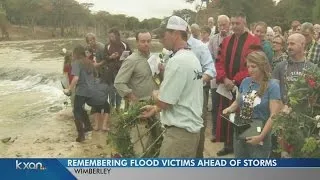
[107,84,122,108]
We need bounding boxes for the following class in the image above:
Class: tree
[126,16,140,31]
[273,0,316,30]
[0,6,9,39]
[173,9,197,24]
[93,11,111,36]
[139,18,162,30]
[81,2,94,9]
[313,0,320,23]
[185,0,318,30]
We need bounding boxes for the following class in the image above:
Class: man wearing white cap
[140,16,203,157]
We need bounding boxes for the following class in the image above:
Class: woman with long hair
[63,45,110,142]
[222,47,282,157]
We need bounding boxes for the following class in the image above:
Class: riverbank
[0,38,233,158]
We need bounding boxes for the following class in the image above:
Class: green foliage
[187,0,317,31]
[107,100,156,158]
[173,9,197,24]
[273,68,320,157]
[301,137,320,157]
[313,0,320,23]
[0,0,163,37]
[139,18,162,30]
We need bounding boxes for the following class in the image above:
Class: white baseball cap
[166,16,189,31]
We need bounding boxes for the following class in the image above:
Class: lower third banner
[0,158,319,179]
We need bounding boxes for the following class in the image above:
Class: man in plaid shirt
[301,22,320,67]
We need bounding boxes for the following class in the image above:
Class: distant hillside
[0,25,98,41]
[1,24,144,42]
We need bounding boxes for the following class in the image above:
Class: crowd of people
[62,28,132,142]
[61,11,319,158]
[189,13,319,158]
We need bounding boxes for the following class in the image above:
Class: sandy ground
[0,38,234,158]
[0,99,233,158]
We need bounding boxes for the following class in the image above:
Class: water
[0,38,167,158]
[0,39,106,157]
[0,38,228,158]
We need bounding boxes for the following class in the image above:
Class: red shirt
[63,64,73,84]
[215,32,260,86]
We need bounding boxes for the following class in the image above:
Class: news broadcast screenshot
[0,0,319,179]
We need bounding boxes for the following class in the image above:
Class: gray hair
[190,24,201,39]
[301,22,314,33]
[217,15,230,23]
[191,24,200,31]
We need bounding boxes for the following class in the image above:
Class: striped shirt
[305,40,320,67]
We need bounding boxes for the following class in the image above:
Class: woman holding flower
[223,47,282,157]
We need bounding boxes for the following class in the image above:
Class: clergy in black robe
[213,12,260,156]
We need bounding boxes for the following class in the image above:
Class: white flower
[162,48,172,55]
[253,96,261,107]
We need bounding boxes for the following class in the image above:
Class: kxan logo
[16,160,46,170]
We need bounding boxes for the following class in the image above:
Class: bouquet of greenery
[107,100,158,158]
[273,67,320,157]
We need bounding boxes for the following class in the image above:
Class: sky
[76,0,197,21]
[76,0,281,21]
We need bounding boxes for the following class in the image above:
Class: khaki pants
[196,86,209,158]
[159,126,200,158]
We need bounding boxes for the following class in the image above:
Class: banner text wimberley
[73,168,111,175]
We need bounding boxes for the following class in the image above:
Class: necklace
[240,81,257,120]
[169,45,191,58]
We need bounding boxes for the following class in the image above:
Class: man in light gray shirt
[208,15,232,60]
[141,16,203,157]
[156,18,215,158]
[114,30,161,157]
[114,30,158,101]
